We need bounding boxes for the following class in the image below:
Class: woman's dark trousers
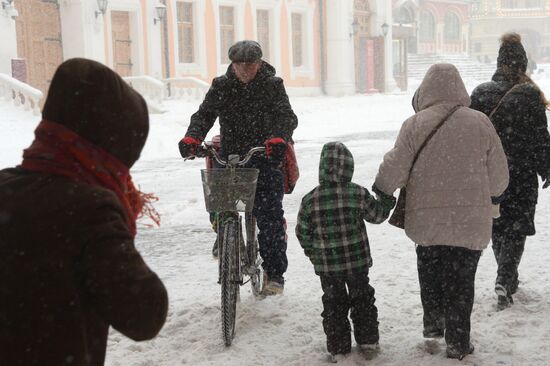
[320,272,379,355]
[416,245,481,351]
[492,226,526,295]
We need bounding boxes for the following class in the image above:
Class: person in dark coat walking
[470,33,550,310]
[178,40,298,295]
[0,58,169,366]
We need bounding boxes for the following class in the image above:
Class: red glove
[265,137,287,162]
[178,136,201,158]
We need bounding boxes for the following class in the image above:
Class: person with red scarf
[0,58,168,366]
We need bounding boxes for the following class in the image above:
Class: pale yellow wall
[280,1,291,80]
[166,0,176,77]
[162,0,320,87]
[205,0,218,81]
[245,1,254,39]
[140,0,149,74]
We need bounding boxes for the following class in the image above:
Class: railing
[0,73,43,115]
[164,77,210,101]
[123,76,166,113]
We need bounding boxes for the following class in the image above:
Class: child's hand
[379,194,396,211]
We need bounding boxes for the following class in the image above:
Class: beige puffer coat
[375,64,509,250]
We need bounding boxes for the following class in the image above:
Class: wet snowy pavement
[2,91,550,366]
[106,96,550,366]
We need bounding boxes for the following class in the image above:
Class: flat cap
[228,40,263,63]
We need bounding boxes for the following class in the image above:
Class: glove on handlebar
[178,136,201,158]
[265,137,287,162]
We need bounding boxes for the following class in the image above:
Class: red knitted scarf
[20,120,159,237]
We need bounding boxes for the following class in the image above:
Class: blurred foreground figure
[374,64,509,360]
[471,33,550,310]
[0,58,168,366]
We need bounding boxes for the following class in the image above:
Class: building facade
[393,0,471,55]
[470,0,550,63]
[0,0,396,98]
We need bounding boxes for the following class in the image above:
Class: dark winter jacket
[295,142,395,276]
[471,69,550,235]
[0,59,168,366]
[185,62,298,156]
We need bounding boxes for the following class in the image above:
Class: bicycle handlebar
[190,144,266,167]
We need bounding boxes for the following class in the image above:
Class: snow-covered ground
[1,72,550,366]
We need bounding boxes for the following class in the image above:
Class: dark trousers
[320,272,379,355]
[253,162,287,280]
[416,245,481,350]
[492,226,526,294]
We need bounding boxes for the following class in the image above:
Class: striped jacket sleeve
[361,187,396,224]
[295,195,314,257]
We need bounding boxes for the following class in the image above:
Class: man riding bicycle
[178,40,298,296]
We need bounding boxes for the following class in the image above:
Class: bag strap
[488,84,521,119]
[408,105,461,174]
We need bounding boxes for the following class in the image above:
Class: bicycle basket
[201,168,259,212]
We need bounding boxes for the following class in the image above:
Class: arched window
[419,10,435,42]
[444,12,460,41]
[394,6,414,25]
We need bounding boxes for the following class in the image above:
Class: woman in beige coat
[373,64,509,360]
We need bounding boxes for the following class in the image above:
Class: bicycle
[189,143,265,346]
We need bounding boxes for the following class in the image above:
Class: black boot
[423,316,445,338]
[447,343,474,360]
[423,325,444,338]
[495,284,513,310]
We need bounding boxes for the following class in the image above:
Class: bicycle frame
[196,143,264,279]
[189,143,265,346]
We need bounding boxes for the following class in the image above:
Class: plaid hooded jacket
[296,142,395,276]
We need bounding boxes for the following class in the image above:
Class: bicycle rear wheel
[220,218,239,346]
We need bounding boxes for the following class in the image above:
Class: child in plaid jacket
[295,141,395,360]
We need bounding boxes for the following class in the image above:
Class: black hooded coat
[470,70,550,235]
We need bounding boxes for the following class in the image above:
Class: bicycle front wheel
[220,218,239,346]
[245,213,262,297]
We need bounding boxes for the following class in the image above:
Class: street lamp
[381,22,389,37]
[154,3,166,25]
[95,0,108,19]
[350,19,360,37]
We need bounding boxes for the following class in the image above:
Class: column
[383,0,397,93]
[324,0,355,96]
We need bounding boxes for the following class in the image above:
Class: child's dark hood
[41,58,149,168]
[319,142,354,184]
